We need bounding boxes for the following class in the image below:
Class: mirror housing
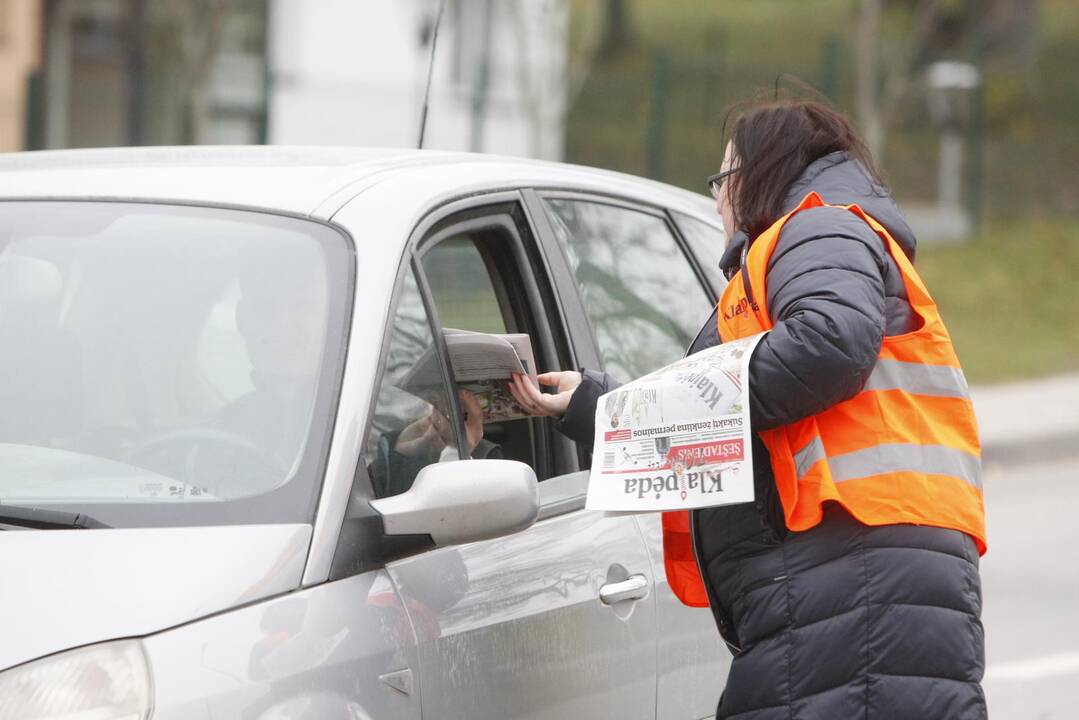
[369,459,539,547]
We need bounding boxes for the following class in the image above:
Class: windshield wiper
[0,503,111,530]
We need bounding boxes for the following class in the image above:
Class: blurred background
[1,0,1078,716]
[2,0,1076,385]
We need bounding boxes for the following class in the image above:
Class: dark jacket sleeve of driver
[747,207,889,430]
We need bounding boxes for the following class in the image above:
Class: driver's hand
[394,391,485,458]
[395,412,448,458]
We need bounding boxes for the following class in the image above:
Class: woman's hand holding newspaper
[509,371,582,418]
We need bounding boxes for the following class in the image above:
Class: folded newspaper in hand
[585,333,767,513]
[403,329,539,423]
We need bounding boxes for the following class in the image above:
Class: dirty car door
[386,473,657,720]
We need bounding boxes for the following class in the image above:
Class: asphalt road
[981,455,1079,719]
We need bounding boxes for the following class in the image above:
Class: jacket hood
[719,151,917,275]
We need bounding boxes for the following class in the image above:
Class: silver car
[0,147,730,720]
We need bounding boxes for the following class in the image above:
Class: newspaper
[585,333,767,513]
[403,329,539,423]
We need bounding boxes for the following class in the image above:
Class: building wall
[267,0,568,160]
[0,0,41,152]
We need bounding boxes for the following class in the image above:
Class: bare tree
[184,1,229,144]
[854,0,1038,163]
[153,0,232,144]
[855,0,884,158]
[506,0,572,160]
[986,0,1039,71]
[854,0,943,163]
[598,0,635,60]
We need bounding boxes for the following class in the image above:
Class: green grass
[917,220,1079,384]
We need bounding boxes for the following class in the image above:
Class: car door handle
[599,573,649,605]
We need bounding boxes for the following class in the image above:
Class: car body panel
[1,523,310,672]
[0,146,450,218]
[387,508,657,720]
[637,513,729,720]
[0,146,718,224]
[143,569,420,720]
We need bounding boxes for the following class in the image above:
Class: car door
[528,190,731,719]
[388,478,657,720]
[366,194,659,720]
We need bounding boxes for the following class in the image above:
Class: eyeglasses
[707,167,739,199]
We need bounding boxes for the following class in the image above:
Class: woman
[510,98,987,719]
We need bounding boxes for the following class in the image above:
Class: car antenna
[417,0,448,149]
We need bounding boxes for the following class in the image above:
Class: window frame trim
[410,254,471,459]
[328,251,444,581]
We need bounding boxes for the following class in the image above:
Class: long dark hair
[724,96,884,240]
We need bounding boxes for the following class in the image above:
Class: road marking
[985,652,1079,682]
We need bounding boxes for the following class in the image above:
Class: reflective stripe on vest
[659,191,986,609]
[863,359,970,398]
[792,438,982,490]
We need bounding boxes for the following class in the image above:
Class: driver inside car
[132,260,330,496]
[212,263,329,480]
[369,388,501,498]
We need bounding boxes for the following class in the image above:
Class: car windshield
[0,202,351,528]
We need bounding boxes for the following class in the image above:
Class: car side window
[423,236,507,335]
[420,222,553,477]
[673,212,729,296]
[364,268,464,499]
[543,198,714,381]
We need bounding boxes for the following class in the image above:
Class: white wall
[267,0,567,160]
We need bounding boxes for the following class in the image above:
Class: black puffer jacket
[558,152,986,719]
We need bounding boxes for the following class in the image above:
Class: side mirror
[369,459,539,546]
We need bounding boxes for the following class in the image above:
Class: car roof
[0,146,717,222]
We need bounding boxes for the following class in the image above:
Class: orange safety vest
[662,191,987,608]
